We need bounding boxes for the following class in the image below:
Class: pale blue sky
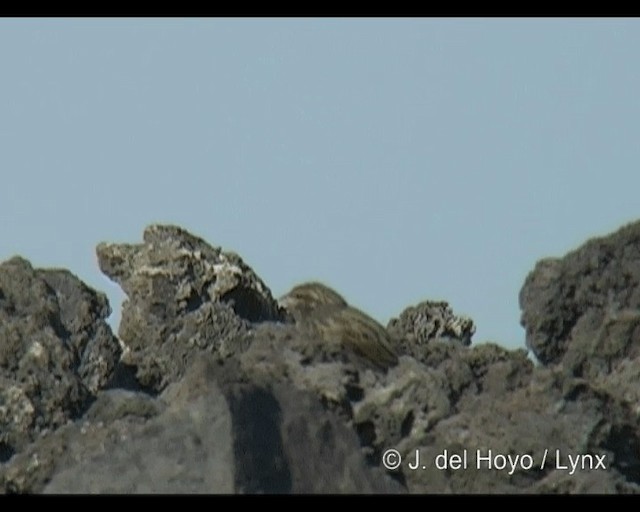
[1,19,639,350]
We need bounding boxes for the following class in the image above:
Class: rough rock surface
[1,221,640,493]
[95,224,287,392]
[520,220,640,367]
[387,300,476,360]
[0,257,121,462]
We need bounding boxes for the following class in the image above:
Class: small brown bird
[279,282,399,369]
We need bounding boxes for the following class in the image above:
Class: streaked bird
[279,282,398,369]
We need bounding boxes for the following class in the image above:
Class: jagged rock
[387,300,475,362]
[350,343,540,492]
[8,357,401,494]
[84,389,161,423]
[402,366,640,493]
[519,220,640,366]
[461,343,533,395]
[516,220,640,491]
[237,321,375,420]
[42,361,235,493]
[353,357,455,453]
[0,389,164,493]
[562,308,640,379]
[96,224,287,392]
[3,220,640,494]
[0,257,120,460]
[518,221,640,463]
[226,378,402,493]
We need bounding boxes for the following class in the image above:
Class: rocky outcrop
[387,300,476,360]
[520,220,640,434]
[1,221,640,493]
[516,220,640,491]
[0,257,120,463]
[95,224,286,392]
[520,220,640,367]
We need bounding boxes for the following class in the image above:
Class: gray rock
[387,300,475,361]
[404,366,639,493]
[516,220,640,490]
[519,219,640,366]
[0,257,120,459]
[43,360,234,494]
[35,357,402,494]
[273,382,402,493]
[461,342,533,396]
[3,220,640,493]
[95,224,287,392]
[84,389,162,424]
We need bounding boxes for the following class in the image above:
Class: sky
[1,18,639,351]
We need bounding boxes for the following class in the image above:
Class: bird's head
[278,281,347,321]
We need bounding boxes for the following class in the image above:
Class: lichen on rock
[96,224,287,392]
[387,300,475,362]
[3,219,640,493]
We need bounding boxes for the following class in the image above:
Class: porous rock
[519,219,640,367]
[387,300,475,361]
[4,220,640,494]
[24,357,402,493]
[405,366,639,493]
[0,256,120,460]
[95,224,287,392]
[519,221,640,439]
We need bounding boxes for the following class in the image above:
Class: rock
[95,224,287,392]
[516,220,640,491]
[351,343,543,493]
[42,360,235,494]
[226,379,402,493]
[4,220,640,493]
[84,389,161,424]
[353,356,455,455]
[0,388,165,493]
[461,343,533,395]
[15,357,401,494]
[519,220,640,366]
[387,300,475,362]
[236,321,370,419]
[0,257,120,459]
[405,366,639,493]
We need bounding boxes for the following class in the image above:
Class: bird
[279,282,399,369]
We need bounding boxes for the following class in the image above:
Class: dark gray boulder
[16,356,401,494]
[0,257,120,461]
[519,219,640,367]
